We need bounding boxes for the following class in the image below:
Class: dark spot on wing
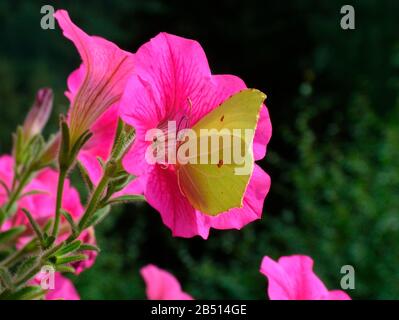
[220,115,224,122]
[217,160,223,168]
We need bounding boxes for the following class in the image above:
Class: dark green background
[1,0,399,299]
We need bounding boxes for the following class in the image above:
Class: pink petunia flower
[260,255,351,300]
[120,33,272,239]
[54,9,135,146]
[140,264,193,300]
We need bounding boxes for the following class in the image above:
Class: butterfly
[176,89,266,216]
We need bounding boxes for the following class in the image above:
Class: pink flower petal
[144,165,210,239]
[141,264,193,300]
[208,165,270,230]
[260,255,351,300]
[327,290,352,300]
[44,273,80,300]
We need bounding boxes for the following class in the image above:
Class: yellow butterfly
[176,89,266,216]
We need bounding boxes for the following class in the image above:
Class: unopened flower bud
[23,88,53,140]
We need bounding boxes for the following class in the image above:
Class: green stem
[78,174,110,232]
[51,169,67,238]
[0,169,33,227]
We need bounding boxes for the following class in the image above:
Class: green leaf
[3,202,18,220]
[0,226,26,244]
[21,208,45,247]
[15,256,38,278]
[85,205,111,228]
[79,244,101,252]
[106,194,145,206]
[107,173,135,194]
[77,161,94,192]
[58,116,70,171]
[54,254,88,265]
[0,267,14,290]
[43,235,56,248]
[53,240,81,257]
[60,210,78,236]
[5,285,45,300]
[69,130,93,164]
[55,265,76,273]
[26,135,45,165]
[13,126,24,165]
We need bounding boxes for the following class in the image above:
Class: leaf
[85,205,111,228]
[69,130,92,163]
[0,226,26,244]
[21,208,45,247]
[0,267,14,290]
[26,135,45,165]
[77,161,94,192]
[53,240,81,257]
[55,265,76,273]
[107,173,136,194]
[13,126,24,165]
[5,285,45,300]
[15,256,38,278]
[106,195,145,206]
[43,235,56,248]
[79,244,100,252]
[58,116,70,170]
[60,210,78,236]
[54,254,88,265]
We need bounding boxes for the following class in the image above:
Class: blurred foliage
[1,0,399,299]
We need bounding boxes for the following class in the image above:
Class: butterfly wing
[177,89,266,216]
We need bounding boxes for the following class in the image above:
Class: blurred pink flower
[17,168,83,225]
[54,9,135,146]
[260,255,351,300]
[0,155,14,209]
[73,227,97,275]
[0,155,97,274]
[141,264,193,300]
[33,273,80,300]
[120,33,272,239]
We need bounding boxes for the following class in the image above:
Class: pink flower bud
[23,88,53,140]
